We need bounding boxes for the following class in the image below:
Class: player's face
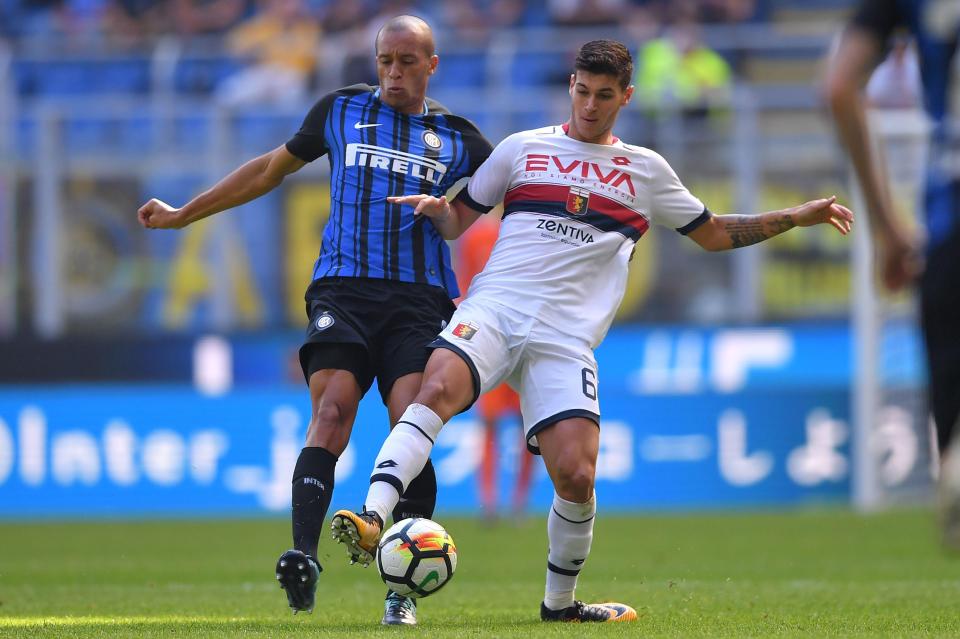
[376,30,438,114]
[567,71,634,145]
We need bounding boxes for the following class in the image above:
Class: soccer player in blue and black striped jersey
[826,0,960,548]
[138,15,493,623]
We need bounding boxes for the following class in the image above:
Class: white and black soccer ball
[376,518,457,598]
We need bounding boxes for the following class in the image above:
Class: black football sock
[393,458,437,522]
[292,446,337,558]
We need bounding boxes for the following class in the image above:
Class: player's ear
[622,85,634,106]
[568,73,576,95]
[429,54,439,74]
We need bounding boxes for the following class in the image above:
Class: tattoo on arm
[718,213,795,249]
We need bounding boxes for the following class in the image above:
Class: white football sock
[544,491,596,611]
[364,403,445,524]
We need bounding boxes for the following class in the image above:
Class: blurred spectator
[320,2,375,85]
[216,0,320,107]
[634,19,732,121]
[333,0,416,86]
[4,0,108,43]
[171,0,249,37]
[103,0,170,44]
[489,0,524,29]
[547,0,629,26]
[2,0,65,39]
[432,0,525,43]
[640,0,759,25]
[319,0,366,34]
[437,0,488,44]
[698,0,757,23]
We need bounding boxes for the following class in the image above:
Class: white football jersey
[462,124,709,348]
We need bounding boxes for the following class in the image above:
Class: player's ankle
[543,592,575,611]
[364,510,384,529]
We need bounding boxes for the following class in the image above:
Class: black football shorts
[299,277,456,402]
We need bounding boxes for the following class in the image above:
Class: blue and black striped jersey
[285,84,493,297]
[851,0,959,250]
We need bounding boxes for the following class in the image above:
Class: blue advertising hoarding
[0,386,852,517]
[0,324,929,517]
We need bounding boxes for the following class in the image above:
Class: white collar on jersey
[373,88,429,115]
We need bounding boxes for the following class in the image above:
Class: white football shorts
[432,294,600,454]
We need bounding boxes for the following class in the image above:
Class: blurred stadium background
[0,1,947,633]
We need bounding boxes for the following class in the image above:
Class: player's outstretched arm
[824,27,918,290]
[687,196,854,252]
[138,145,306,230]
[387,194,485,240]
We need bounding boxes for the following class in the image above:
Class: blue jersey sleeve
[285,93,337,162]
[444,116,495,213]
[286,84,375,162]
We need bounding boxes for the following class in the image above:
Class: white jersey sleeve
[645,151,710,234]
[464,133,524,209]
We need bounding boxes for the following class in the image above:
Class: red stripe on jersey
[504,183,648,234]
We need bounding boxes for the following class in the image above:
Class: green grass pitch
[1,509,958,637]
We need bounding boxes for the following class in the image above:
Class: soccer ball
[376,518,457,598]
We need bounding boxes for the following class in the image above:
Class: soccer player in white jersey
[331,40,854,623]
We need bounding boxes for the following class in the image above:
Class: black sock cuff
[293,446,338,484]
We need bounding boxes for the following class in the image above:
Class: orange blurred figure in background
[455,211,533,521]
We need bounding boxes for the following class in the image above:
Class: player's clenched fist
[138,198,185,229]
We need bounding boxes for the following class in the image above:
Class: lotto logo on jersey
[451,321,479,340]
[566,186,590,215]
[345,143,447,185]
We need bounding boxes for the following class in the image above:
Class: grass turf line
[1,509,958,637]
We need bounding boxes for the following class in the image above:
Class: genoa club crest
[566,186,590,215]
[451,321,479,340]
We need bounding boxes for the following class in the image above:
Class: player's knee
[305,402,352,451]
[414,375,456,411]
[315,401,352,428]
[553,460,595,503]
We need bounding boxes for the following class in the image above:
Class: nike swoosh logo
[354,122,382,129]
[602,604,632,620]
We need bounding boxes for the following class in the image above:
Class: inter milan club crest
[422,129,443,150]
[316,312,335,331]
[451,321,479,340]
[566,186,590,215]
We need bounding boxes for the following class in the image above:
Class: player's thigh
[385,372,423,426]
[431,297,517,409]
[414,347,480,420]
[299,279,377,394]
[305,366,364,452]
[517,335,600,456]
[920,284,960,450]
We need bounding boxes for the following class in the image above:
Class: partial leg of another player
[331,348,474,566]
[920,287,960,551]
[513,434,535,516]
[480,412,499,522]
[380,372,439,626]
[536,419,636,623]
[277,367,362,613]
